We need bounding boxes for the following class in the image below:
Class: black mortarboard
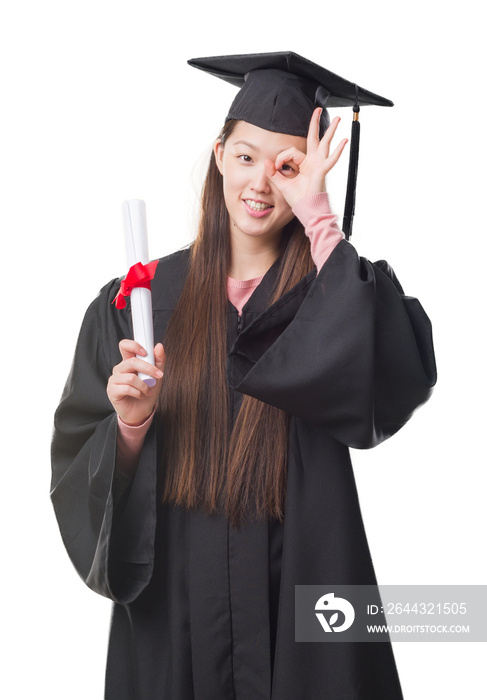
[188,51,393,239]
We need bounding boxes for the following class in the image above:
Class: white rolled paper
[122,199,157,387]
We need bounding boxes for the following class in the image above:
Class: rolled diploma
[122,199,156,388]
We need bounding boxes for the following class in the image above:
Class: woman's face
[214,121,307,246]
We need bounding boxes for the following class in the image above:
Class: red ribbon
[112,260,159,309]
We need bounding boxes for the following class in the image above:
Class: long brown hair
[158,120,314,529]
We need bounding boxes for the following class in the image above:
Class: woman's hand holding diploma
[265,109,348,208]
[107,340,166,426]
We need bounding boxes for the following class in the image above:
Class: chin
[232,215,289,240]
[238,225,281,241]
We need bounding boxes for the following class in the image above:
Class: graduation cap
[188,51,393,239]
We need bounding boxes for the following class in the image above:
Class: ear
[214,139,224,175]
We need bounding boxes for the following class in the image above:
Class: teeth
[244,199,272,212]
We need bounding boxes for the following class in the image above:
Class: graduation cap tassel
[342,91,361,240]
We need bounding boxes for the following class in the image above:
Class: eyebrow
[231,139,258,151]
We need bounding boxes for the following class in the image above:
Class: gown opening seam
[227,501,237,699]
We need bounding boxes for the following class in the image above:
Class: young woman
[51,53,436,699]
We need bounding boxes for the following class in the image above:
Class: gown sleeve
[227,239,436,449]
[50,279,158,604]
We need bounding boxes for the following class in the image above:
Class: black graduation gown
[51,239,436,700]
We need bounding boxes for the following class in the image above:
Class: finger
[326,138,349,169]
[119,339,147,362]
[274,147,306,171]
[318,116,341,157]
[108,383,147,403]
[109,371,153,397]
[264,159,277,179]
[113,357,164,380]
[265,158,291,191]
[306,107,322,152]
[265,159,290,197]
[153,343,166,373]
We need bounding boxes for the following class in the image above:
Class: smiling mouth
[243,199,274,212]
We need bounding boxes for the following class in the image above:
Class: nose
[250,164,271,194]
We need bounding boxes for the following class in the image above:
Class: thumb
[153,343,166,373]
[264,158,277,180]
[264,159,288,196]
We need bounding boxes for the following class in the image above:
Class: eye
[238,154,253,164]
[279,163,298,178]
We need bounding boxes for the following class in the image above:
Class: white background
[1,1,485,698]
